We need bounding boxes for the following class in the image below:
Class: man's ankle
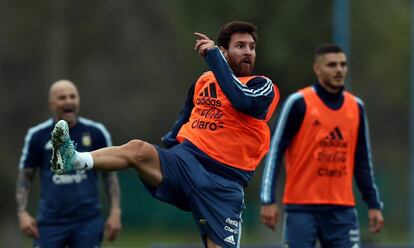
[74,152,94,170]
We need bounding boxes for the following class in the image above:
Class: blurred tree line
[0,0,410,246]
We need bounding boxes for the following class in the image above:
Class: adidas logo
[224,235,236,245]
[199,82,217,98]
[196,82,222,107]
[319,127,347,148]
[327,127,343,140]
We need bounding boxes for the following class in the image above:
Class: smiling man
[49,21,279,248]
[260,44,384,248]
[16,79,122,247]
[49,80,80,127]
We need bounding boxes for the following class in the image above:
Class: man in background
[16,79,122,247]
[260,44,384,248]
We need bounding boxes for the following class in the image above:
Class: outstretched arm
[102,171,122,241]
[16,168,39,239]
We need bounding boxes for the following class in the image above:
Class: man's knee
[122,139,152,166]
[122,139,162,185]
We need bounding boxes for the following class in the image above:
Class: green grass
[102,228,201,247]
[21,225,410,247]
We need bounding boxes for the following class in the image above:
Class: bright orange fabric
[177,71,279,171]
[283,87,359,206]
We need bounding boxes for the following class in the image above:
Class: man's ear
[219,46,227,56]
[312,63,319,75]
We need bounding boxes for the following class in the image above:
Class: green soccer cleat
[50,120,76,174]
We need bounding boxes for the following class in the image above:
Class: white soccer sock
[73,152,94,170]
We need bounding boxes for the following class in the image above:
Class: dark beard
[228,60,254,77]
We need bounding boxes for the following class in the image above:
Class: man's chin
[332,78,345,84]
[235,66,254,77]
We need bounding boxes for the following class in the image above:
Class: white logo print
[349,228,360,247]
[225,218,239,227]
[52,170,88,185]
[224,235,236,245]
[224,225,238,234]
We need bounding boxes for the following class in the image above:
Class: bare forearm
[103,172,121,214]
[16,168,35,214]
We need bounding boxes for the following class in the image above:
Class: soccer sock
[73,152,94,170]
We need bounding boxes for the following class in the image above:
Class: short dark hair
[216,21,257,49]
[314,43,344,59]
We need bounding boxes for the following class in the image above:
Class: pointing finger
[194,32,209,40]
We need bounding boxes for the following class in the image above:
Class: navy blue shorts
[34,214,103,248]
[143,143,245,248]
[283,208,360,248]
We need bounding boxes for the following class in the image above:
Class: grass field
[19,227,411,248]
[20,228,280,247]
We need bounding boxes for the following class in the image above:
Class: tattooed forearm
[16,168,36,213]
[103,172,121,213]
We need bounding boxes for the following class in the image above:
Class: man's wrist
[17,209,28,216]
[110,208,121,216]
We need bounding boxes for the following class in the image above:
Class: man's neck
[316,82,344,95]
[318,82,342,94]
[313,83,344,110]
